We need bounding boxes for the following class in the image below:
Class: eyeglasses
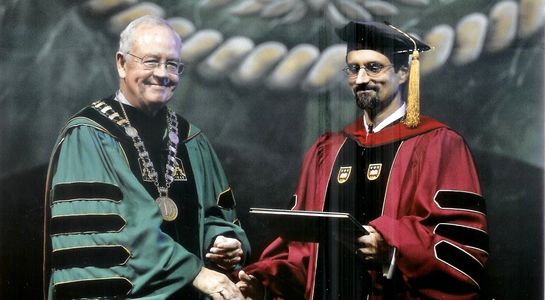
[126,53,185,76]
[342,62,393,77]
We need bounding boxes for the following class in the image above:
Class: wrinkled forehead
[132,24,181,44]
[131,25,182,55]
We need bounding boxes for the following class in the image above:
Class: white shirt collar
[115,90,133,107]
[364,103,406,133]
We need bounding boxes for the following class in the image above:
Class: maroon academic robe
[244,116,488,299]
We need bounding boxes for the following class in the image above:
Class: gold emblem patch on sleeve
[367,163,382,181]
[337,166,352,184]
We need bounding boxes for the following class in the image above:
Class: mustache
[353,84,377,93]
[144,78,176,87]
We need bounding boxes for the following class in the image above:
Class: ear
[116,52,127,79]
[397,65,409,85]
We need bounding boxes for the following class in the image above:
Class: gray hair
[118,15,182,54]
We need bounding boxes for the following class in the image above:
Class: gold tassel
[403,49,420,128]
[385,22,422,128]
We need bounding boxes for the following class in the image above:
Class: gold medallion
[109,94,181,222]
[156,196,178,221]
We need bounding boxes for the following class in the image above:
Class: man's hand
[356,225,385,265]
[206,235,244,270]
[236,270,265,300]
[192,267,245,300]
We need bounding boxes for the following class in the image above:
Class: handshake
[193,268,263,300]
[192,235,263,300]
[193,226,383,300]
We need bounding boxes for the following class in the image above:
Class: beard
[355,89,379,112]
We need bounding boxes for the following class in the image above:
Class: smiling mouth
[356,89,376,96]
[148,83,169,88]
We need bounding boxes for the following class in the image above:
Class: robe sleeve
[370,128,489,299]
[185,133,251,267]
[47,123,203,299]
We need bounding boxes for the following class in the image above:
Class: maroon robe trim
[343,115,447,147]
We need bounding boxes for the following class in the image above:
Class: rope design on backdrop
[81,0,544,92]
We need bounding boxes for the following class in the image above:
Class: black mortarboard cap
[338,21,431,54]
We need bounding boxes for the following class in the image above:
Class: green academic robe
[44,99,250,299]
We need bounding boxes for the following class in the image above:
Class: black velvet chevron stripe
[54,278,132,300]
[52,246,130,269]
[288,194,298,210]
[435,224,489,253]
[217,188,235,209]
[52,182,123,202]
[435,191,486,214]
[435,241,484,287]
[51,214,126,235]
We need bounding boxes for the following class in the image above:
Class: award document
[249,208,368,244]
